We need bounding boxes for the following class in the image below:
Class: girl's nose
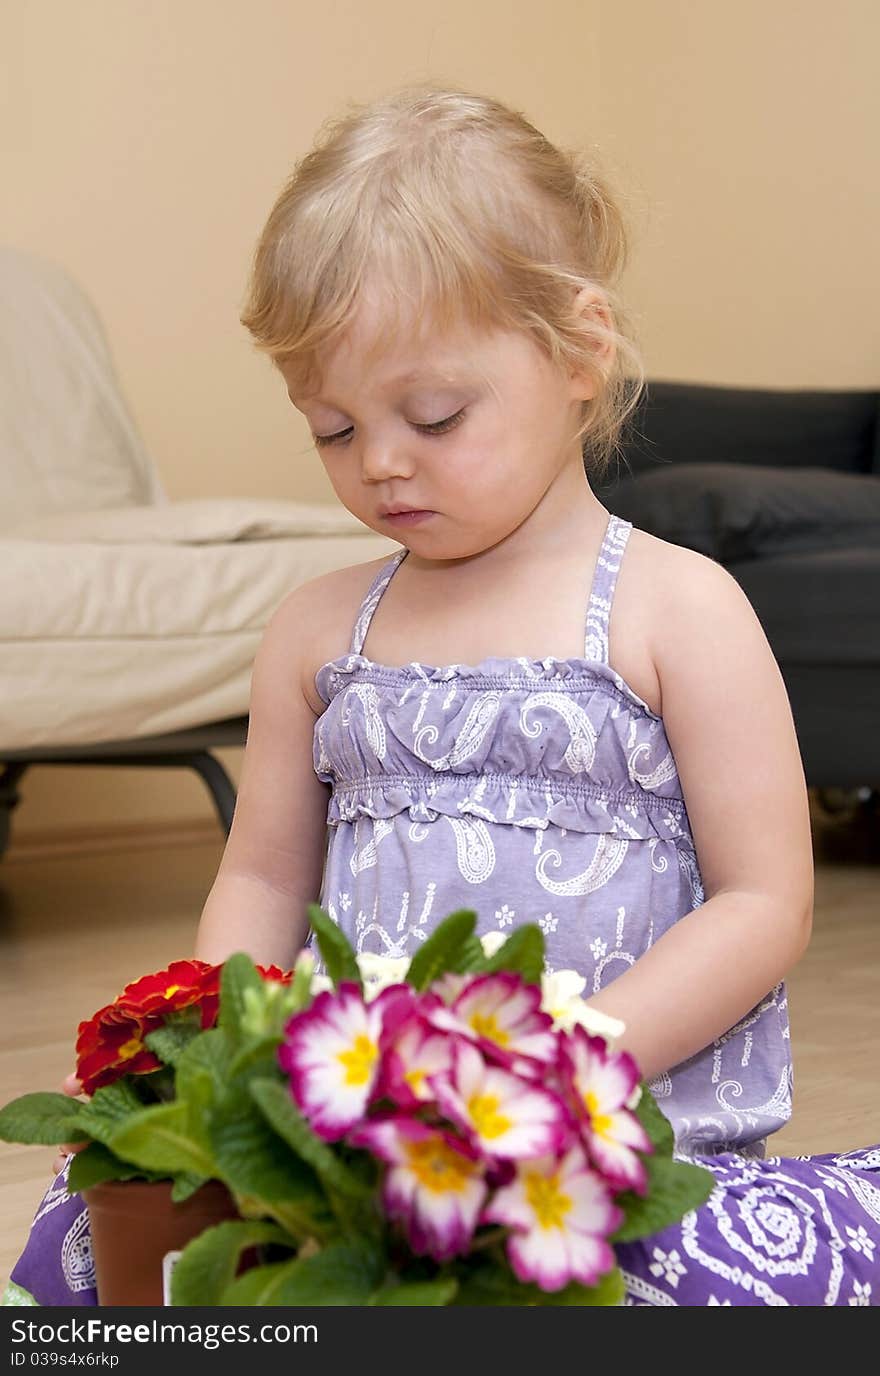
[360,438,416,483]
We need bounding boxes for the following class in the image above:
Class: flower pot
[83,1179,239,1306]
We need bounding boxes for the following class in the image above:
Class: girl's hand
[51,1073,86,1177]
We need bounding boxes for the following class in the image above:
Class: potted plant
[0,909,714,1306]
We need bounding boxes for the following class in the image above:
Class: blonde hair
[241,84,645,477]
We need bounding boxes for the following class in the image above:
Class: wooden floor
[1,817,878,1288]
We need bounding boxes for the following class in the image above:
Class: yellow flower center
[524,1170,573,1230]
[337,1033,378,1086]
[163,984,182,999]
[404,1137,477,1195]
[404,1067,426,1096]
[469,1012,510,1047]
[117,1036,144,1061]
[467,1092,512,1140]
[584,1090,613,1139]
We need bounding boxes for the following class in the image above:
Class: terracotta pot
[83,1179,239,1306]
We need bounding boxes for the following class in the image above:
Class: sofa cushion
[617,381,879,477]
[0,247,164,532]
[0,523,396,750]
[606,462,880,562]
[729,547,880,666]
[10,497,374,545]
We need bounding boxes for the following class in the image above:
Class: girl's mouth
[381,510,435,527]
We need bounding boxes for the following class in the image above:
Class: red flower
[75,960,222,1095]
[75,1003,161,1094]
[74,958,294,1095]
[256,964,293,986]
[119,959,221,1028]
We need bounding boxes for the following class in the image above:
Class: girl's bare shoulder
[627,525,753,619]
[622,526,767,709]
[266,555,397,713]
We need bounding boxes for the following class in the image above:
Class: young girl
[7,84,879,1308]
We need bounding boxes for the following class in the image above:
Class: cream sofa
[0,246,394,855]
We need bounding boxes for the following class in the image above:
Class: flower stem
[467,1227,508,1253]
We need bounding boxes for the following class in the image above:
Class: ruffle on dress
[314,652,692,841]
[325,772,688,841]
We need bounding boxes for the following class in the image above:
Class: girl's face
[282,290,591,562]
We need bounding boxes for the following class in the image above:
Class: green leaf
[144,1022,201,1067]
[170,1219,292,1306]
[228,1037,282,1082]
[306,905,361,990]
[219,954,265,1050]
[634,1089,675,1155]
[249,1079,370,1203]
[108,1102,215,1178]
[0,1093,88,1147]
[448,934,489,975]
[612,1156,715,1243]
[176,1028,230,1092]
[208,1098,329,1236]
[174,1029,230,1138]
[67,1142,164,1191]
[483,924,545,984]
[406,910,477,990]
[220,1239,385,1306]
[370,1278,458,1306]
[72,1078,149,1148]
[287,957,316,1013]
[171,1172,209,1204]
[217,1260,301,1305]
[453,1257,623,1306]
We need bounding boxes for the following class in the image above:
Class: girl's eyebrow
[384,367,462,387]
[291,367,469,406]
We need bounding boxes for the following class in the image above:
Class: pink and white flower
[427,972,557,1076]
[562,1026,651,1193]
[279,982,413,1140]
[350,1116,487,1262]
[433,1040,570,1160]
[375,1014,456,1110]
[483,1146,622,1291]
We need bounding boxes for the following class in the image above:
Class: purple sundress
[6,513,880,1306]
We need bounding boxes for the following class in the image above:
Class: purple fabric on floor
[8,1148,879,1306]
[617,1147,880,1305]
[8,1158,96,1306]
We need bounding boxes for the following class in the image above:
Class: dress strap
[583,513,633,663]
[349,547,409,655]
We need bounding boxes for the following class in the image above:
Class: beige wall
[2,1,876,843]
[592,1,880,386]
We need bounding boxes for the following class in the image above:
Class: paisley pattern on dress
[7,512,879,1308]
[535,833,628,896]
[520,694,598,773]
[444,815,497,884]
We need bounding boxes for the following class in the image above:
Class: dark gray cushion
[606,462,880,562]
[729,547,880,665]
[615,382,879,476]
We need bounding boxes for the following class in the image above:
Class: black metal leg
[183,752,238,835]
[0,763,29,859]
[0,752,238,856]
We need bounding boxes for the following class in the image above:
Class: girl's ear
[568,285,616,400]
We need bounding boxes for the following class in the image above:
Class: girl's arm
[588,549,813,1082]
[195,584,331,970]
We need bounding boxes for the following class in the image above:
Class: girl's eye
[312,409,466,448]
